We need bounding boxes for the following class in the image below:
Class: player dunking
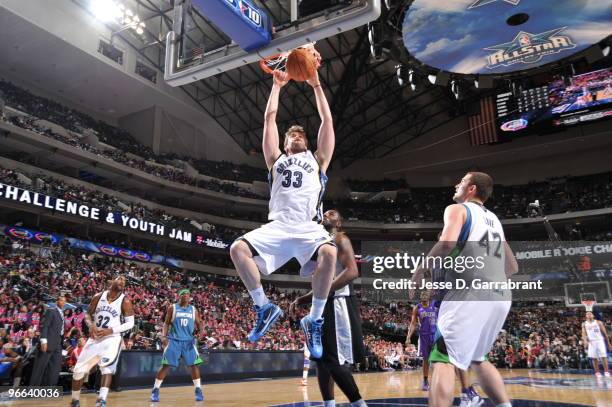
[230,70,336,358]
[413,172,518,407]
[582,311,611,377]
[151,289,204,402]
[291,209,367,407]
[70,276,134,407]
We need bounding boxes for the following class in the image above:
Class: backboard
[164,0,381,86]
[564,281,612,308]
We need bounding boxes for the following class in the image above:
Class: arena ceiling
[67,0,476,168]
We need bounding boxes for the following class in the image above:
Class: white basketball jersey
[461,201,507,282]
[585,320,604,342]
[95,290,125,337]
[268,150,327,223]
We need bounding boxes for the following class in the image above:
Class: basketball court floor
[6,369,611,406]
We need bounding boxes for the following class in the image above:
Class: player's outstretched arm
[263,71,287,170]
[581,323,588,345]
[308,72,334,173]
[406,306,418,345]
[598,320,611,347]
[161,304,174,347]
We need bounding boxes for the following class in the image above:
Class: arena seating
[333,172,612,223]
[1,238,609,384]
[0,80,267,198]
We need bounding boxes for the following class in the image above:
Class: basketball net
[581,299,595,312]
[260,42,318,75]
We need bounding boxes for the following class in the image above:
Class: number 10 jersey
[268,150,328,224]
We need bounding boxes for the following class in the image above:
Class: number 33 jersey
[95,290,125,337]
[268,150,328,224]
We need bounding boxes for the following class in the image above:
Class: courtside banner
[0,182,231,249]
[2,225,182,268]
[4,225,62,245]
[360,241,612,303]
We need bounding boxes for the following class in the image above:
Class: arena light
[451,80,465,100]
[408,69,421,92]
[90,0,146,36]
[396,65,405,86]
[90,0,121,23]
[428,71,449,86]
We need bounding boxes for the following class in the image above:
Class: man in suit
[30,294,66,386]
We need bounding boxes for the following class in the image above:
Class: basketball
[286,47,318,82]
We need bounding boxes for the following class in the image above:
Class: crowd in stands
[3,114,263,199]
[0,165,245,243]
[3,81,612,225]
[0,80,266,197]
[363,334,419,371]
[0,235,611,389]
[488,303,604,370]
[333,172,612,223]
[0,239,310,386]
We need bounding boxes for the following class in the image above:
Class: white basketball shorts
[240,220,334,276]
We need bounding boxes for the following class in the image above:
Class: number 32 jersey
[268,150,328,224]
[95,290,125,337]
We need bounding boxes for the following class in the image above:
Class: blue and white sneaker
[300,315,324,359]
[150,388,160,402]
[195,387,204,401]
[95,399,106,407]
[247,303,283,342]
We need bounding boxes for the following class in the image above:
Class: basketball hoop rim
[581,300,596,311]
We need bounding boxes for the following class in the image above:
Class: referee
[30,295,66,386]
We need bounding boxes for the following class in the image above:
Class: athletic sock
[303,370,308,380]
[309,297,327,320]
[193,378,201,388]
[154,379,163,389]
[99,387,109,400]
[12,377,21,387]
[323,400,336,407]
[350,400,367,407]
[72,390,81,401]
[248,287,269,307]
[496,403,512,407]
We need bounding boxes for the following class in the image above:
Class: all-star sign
[485,27,576,69]
[402,0,610,74]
